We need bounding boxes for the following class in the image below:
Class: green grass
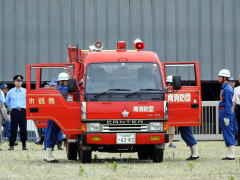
[0,141,239,180]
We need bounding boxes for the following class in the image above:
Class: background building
[0,0,239,99]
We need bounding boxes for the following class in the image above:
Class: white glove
[224,118,230,126]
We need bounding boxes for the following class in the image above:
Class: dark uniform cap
[0,84,8,89]
[13,75,24,81]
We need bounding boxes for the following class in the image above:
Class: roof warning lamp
[117,41,127,52]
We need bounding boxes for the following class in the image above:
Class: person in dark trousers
[36,80,64,150]
[5,75,28,150]
[218,69,235,160]
[232,75,240,146]
[44,72,69,162]
[35,81,63,147]
[166,75,199,160]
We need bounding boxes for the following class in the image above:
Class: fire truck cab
[26,41,201,163]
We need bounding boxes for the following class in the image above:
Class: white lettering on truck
[133,106,154,112]
[168,93,191,103]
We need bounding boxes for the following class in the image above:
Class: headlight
[87,123,101,132]
[149,122,163,131]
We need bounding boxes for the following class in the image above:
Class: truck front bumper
[83,133,169,145]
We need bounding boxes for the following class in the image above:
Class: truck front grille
[101,124,148,132]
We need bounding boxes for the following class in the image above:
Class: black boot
[57,141,63,150]
[8,138,18,146]
[8,141,14,150]
[22,141,28,150]
[34,136,44,145]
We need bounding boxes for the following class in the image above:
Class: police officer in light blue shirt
[5,75,28,150]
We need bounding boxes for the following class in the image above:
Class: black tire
[79,149,92,163]
[138,151,149,160]
[66,142,78,160]
[150,148,164,163]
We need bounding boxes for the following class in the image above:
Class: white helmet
[166,75,173,83]
[218,69,230,78]
[58,72,69,81]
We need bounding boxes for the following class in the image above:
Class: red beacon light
[117,41,127,52]
[133,39,144,51]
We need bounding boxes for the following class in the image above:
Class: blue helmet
[47,80,57,86]
[0,84,8,89]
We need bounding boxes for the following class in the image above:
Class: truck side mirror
[68,79,77,92]
[172,76,182,90]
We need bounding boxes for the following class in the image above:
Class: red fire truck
[26,40,201,163]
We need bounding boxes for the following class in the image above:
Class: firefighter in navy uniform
[166,75,199,160]
[218,69,235,160]
[5,75,28,150]
[36,80,64,150]
[44,72,69,163]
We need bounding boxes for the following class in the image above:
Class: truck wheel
[150,148,164,163]
[79,149,92,163]
[66,142,78,160]
[138,151,149,160]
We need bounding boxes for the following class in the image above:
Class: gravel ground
[0,141,240,180]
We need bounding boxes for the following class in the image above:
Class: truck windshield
[85,62,163,95]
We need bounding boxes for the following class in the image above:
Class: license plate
[116,133,136,144]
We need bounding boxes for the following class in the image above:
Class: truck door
[162,62,202,127]
[26,64,82,134]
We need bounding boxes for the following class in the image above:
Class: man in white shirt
[232,76,240,146]
[229,77,238,138]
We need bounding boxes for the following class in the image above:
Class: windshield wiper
[94,88,131,98]
[125,89,163,97]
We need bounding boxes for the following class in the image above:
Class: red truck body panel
[26,44,202,150]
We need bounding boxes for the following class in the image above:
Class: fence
[0,101,223,142]
[175,101,223,141]
[0,120,39,142]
